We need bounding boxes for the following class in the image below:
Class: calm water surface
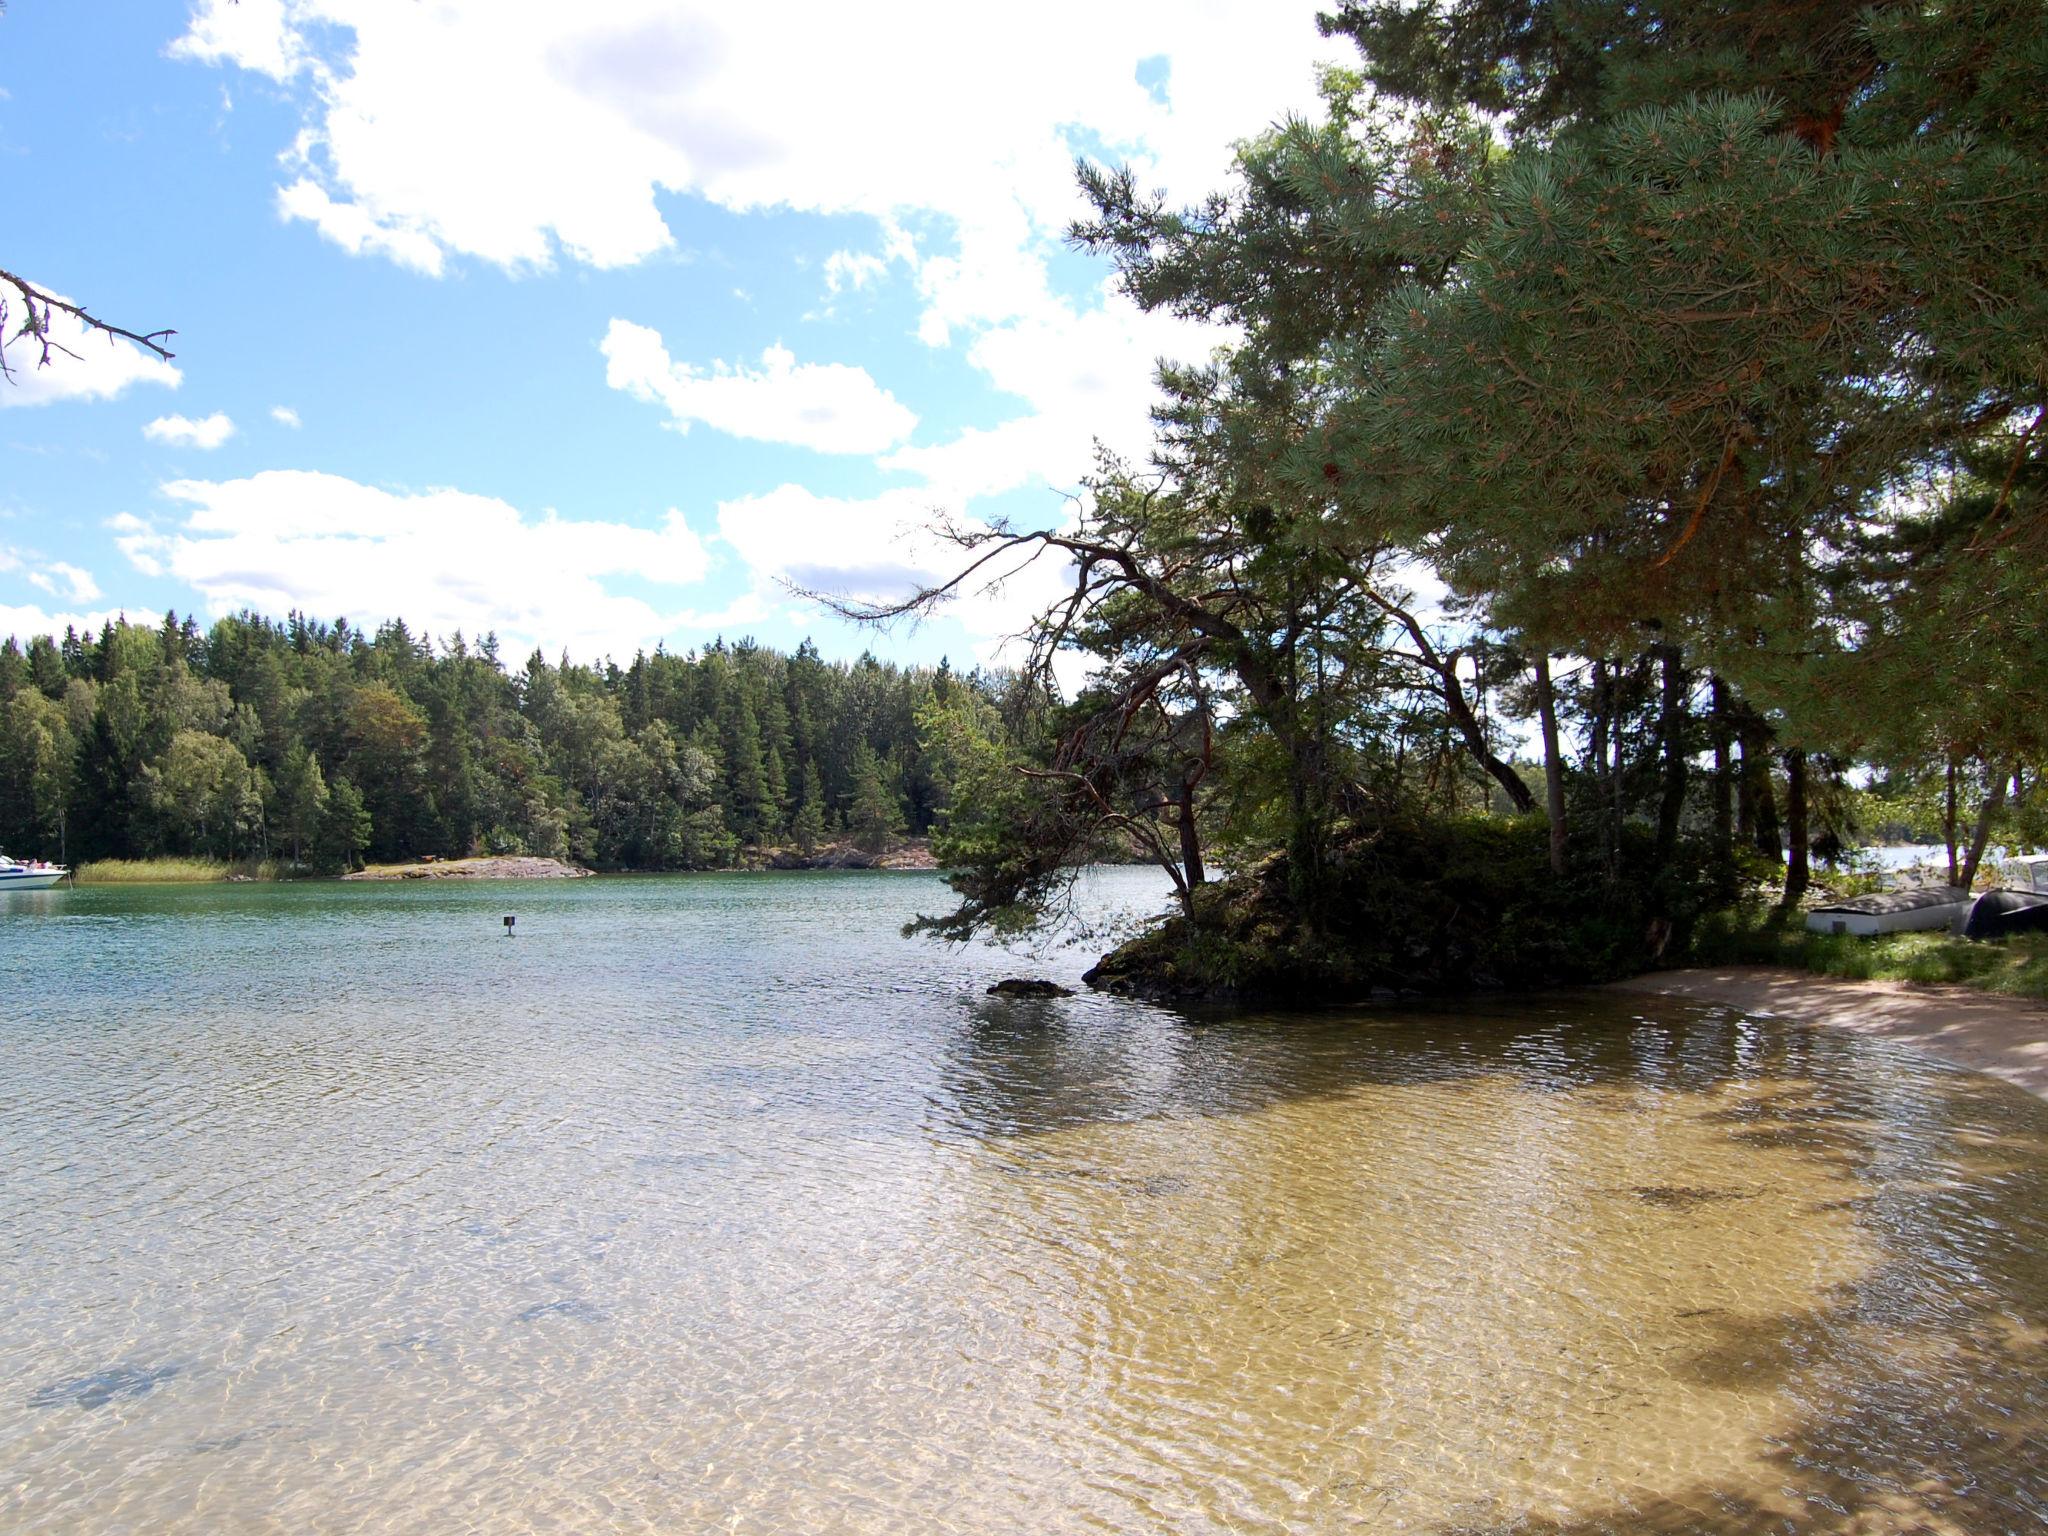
[2,870,2044,1533]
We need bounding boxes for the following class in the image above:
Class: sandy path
[1609,965,2048,1101]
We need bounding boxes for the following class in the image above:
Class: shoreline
[1610,964,2048,1101]
[342,856,593,881]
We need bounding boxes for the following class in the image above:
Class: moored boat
[0,854,69,890]
[1805,885,1970,937]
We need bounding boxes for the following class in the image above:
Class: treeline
[0,611,1030,870]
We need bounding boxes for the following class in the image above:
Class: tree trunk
[1589,659,1612,874]
[1654,645,1689,866]
[1739,712,1781,864]
[1607,662,1626,878]
[1709,676,1734,888]
[1959,762,2013,892]
[1372,595,1534,813]
[1782,749,1809,904]
[1944,759,1961,885]
[1441,657,1535,812]
[1176,778,1205,891]
[1533,653,1567,877]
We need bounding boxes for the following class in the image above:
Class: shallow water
[1,870,2043,1533]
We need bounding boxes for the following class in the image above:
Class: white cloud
[0,604,138,648]
[601,321,916,454]
[169,2,1334,316]
[270,405,303,428]
[24,562,101,604]
[4,546,111,621]
[142,470,716,660]
[167,0,309,81]
[277,178,446,276]
[143,411,238,450]
[884,284,1210,500]
[107,513,167,578]
[169,0,1340,655]
[0,282,183,408]
[823,249,887,295]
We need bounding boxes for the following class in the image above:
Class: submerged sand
[1612,965,2048,1100]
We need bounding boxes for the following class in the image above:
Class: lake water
[2,870,2044,1533]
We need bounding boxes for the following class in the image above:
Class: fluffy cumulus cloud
[171,1,1332,287]
[270,405,302,428]
[600,322,916,454]
[169,0,1339,656]
[125,470,717,660]
[0,283,182,408]
[143,411,237,450]
[28,561,102,604]
[2,545,106,615]
[168,0,309,80]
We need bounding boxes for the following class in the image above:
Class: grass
[1688,905,2048,1003]
[73,856,281,884]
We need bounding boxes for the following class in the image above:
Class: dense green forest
[0,612,1032,870]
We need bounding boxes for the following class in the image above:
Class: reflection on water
[1,871,2043,1533]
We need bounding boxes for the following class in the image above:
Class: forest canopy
[0,611,1027,872]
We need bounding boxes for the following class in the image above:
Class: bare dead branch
[0,267,176,385]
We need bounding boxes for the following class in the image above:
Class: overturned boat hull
[1806,886,1970,937]
[1963,888,2048,941]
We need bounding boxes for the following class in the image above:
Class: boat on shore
[0,854,69,891]
[1805,884,1971,937]
[1964,855,2048,940]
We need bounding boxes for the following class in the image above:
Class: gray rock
[986,978,1073,998]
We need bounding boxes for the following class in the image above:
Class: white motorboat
[0,854,69,890]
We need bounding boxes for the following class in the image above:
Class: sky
[0,0,1345,669]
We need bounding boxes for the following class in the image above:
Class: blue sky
[1,0,1338,667]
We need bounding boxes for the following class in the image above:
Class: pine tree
[314,778,372,872]
[792,762,827,855]
[723,692,771,844]
[847,744,901,854]
[275,743,330,866]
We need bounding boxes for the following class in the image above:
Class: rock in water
[986,978,1073,998]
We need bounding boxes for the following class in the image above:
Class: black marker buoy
[503,915,516,936]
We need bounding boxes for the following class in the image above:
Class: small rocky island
[342,856,594,881]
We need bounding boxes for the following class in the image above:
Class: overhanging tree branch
[0,267,176,384]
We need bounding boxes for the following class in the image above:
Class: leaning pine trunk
[1533,653,1567,877]
[1959,762,2013,893]
[1176,779,1205,893]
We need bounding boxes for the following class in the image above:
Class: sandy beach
[1611,965,2048,1101]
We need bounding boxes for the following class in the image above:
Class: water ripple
[1,870,2043,1533]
